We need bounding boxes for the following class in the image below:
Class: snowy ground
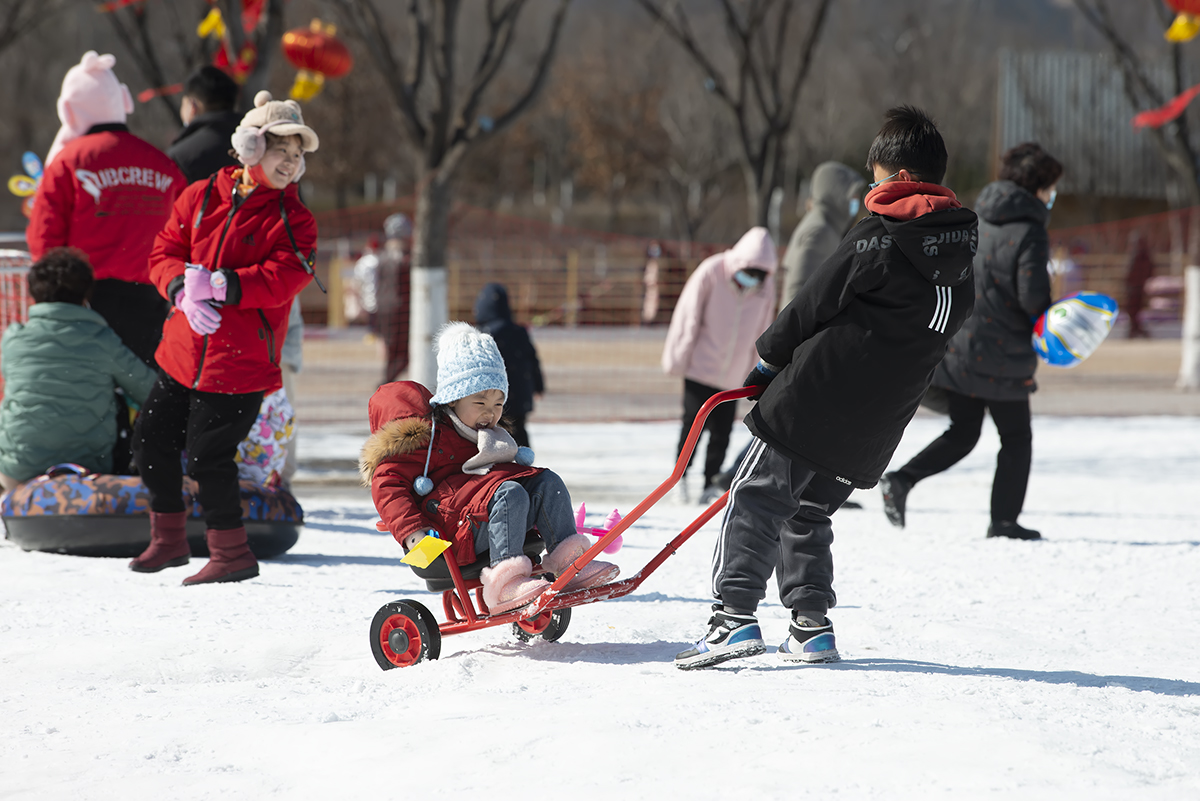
[3,415,1200,799]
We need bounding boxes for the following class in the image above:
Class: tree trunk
[409,171,454,388]
[1179,265,1200,390]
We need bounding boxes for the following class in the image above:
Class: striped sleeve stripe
[928,286,952,333]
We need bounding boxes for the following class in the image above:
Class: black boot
[879,472,912,528]
[987,520,1042,540]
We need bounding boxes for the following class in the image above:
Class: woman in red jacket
[360,323,619,614]
[129,91,320,585]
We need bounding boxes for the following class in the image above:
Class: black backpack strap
[279,193,325,293]
[193,173,219,228]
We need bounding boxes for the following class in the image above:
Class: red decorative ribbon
[1132,82,1200,129]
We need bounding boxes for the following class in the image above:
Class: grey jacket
[782,162,867,302]
[933,180,1054,400]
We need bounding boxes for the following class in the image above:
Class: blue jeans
[474,471,577,566]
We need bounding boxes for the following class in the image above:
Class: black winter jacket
[474,283,545,417]
[747,207,978,488]
[167,110,240,185]
[933,180,1053,401]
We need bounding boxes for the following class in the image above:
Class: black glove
[743,360,779,400]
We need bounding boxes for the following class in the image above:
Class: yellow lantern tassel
[197,7,226,40]
[289,70,325,102]
[1166,13,1200,42]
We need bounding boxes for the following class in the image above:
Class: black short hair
[998,142,1064,195]
[183,65,239,112]
[28,247,93,305]
[865,105,948,185]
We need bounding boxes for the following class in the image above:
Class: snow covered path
[3,416,1199,799]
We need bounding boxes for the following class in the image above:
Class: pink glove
[184,263,227,303]
[175,288,221,336]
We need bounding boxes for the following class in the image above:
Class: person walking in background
[167,65,241,185]
[474,283,545,448]
[379,213,412,384]
[782,162,867,303]
[880,142,1062,541]
[27,51,185,367]
[662,227,778,505]
[1124,231,1154,339]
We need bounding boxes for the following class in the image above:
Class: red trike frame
[426,386,758,637]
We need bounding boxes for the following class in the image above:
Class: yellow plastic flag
[401,534,452,569]
[1166,13,1200,43]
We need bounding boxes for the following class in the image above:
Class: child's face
[260,135,304,189]
[451,389,505,430]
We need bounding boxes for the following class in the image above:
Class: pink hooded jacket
[662,227,779,391]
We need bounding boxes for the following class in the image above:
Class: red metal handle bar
[532,385,758,601]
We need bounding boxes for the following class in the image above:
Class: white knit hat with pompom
[428,322,509,406]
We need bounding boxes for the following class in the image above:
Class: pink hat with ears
[45,51,134,168]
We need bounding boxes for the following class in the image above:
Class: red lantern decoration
[1167,0,1200,14]
[282,19,353,102]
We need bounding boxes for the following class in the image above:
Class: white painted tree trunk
[409,266,448,391]
[1179,265,1200,390]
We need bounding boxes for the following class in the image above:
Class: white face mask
[734,270,763,288]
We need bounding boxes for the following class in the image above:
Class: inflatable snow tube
[1032,292,1119,368]
[0,466,303,558]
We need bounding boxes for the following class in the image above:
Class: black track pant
[712,438,854,616]
[89,279,169,368]
[896,389,1032,523]
[677,379,737,488]
[133,372,263,530]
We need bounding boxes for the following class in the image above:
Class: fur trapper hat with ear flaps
[46,51,135,168]
[230,90,319,178]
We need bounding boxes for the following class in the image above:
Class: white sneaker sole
[777,644,841,664]
[675,640,766,670]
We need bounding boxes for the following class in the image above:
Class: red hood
[369,381,433,432]
[865,181,960,221]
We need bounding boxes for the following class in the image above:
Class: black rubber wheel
[370,600,442,670]
[513,606,572,643]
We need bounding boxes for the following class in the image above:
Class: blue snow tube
[1032,291,1119,368]
[1,465,303,558]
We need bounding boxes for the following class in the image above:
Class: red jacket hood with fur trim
[361,381,542,564]
[864,181,960,221]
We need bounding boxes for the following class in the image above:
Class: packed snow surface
[3,416,1199,799]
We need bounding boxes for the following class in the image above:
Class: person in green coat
[0,247,157,489]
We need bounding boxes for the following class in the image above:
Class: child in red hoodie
[360,323,619,614]
[128,91,319,586]
[676,106,979,670]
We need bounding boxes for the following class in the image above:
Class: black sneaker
[987,520,1042,540]
[879,472,911,528]
[778,616,840,664]
[675,606,766,670]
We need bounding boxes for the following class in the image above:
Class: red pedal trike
[368,386,756,670]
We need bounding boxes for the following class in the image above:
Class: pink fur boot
[542,534,620,591]
[481,555,550,614]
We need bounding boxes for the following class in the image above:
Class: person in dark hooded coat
[473,283,544,447]
[167,66,241,185]
[880,142,1062,541]
[782,161,867,302]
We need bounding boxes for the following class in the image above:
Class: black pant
[677,379,737,487]
[713,438,854,616]
[133,372,263,530]
[897,390,1032,523]
[89,279,169,368]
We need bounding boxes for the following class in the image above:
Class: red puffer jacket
[360,382,543,566]
[149,166,316,394]
[28,126,185,284]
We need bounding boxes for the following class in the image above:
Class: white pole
[1179,264,1200,390]
[409,265,448,391]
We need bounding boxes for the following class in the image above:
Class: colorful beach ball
[1032,291,1119,368]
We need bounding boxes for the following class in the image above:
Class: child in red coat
[128,91,319,586]
[360,323,619,614]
